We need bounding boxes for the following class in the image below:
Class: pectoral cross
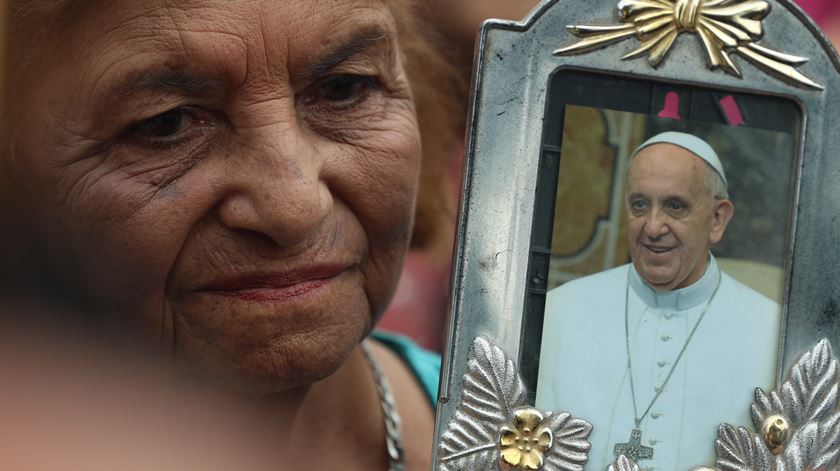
[614,428,654,461]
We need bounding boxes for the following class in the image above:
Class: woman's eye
[127,108,199,144]
[317,75,376,104]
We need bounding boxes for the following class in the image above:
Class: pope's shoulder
[718,270,780,311]
[546,264,780,312]
[547,264,629,300]
[545,264,630,313]
[542,265,629,339]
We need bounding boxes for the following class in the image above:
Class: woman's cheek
[352,112,422,316]
[339,107,420,235]
[59,172,203,315]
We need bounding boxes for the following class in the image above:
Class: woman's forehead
[45,0,397,66]
[33,0,399,101]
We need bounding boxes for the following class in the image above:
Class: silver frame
[434,0,840,469]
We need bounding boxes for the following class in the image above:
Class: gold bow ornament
[554,0,822,90]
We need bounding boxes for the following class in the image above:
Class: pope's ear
[709,199,734,245]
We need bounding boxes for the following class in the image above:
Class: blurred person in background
[378,0,539,350]
[0,0,460,469]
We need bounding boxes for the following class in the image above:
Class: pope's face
[626,144,733,291]
[8,0,420,391]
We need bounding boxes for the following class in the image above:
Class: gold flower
[499,409,554,470]
[554,0,822,90]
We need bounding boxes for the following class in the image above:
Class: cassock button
[652,413,663,419]
[657,361,668,367]
[660,335,672,342]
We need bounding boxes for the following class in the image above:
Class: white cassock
[535,255,781,471]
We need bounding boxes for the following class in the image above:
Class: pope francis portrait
[535,132,782,470]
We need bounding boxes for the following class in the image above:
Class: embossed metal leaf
[607,455,640,471]
[814,411,840,468]
[750,388,785,430]
[438,337,527,470]
[715,424,772,471]
[771,340,837,425]
[542,411,592,471]
[776,414,840,470]
[716,340,840,471]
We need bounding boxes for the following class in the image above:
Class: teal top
[371,331,441,407]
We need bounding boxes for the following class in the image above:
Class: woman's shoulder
[371,331,441,407]
[368,331,437,469]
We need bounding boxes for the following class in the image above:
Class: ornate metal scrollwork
[554,0,823,90]
[437,337,592,470]
[440,338,838,470]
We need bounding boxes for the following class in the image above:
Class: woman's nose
[216,129,332,247]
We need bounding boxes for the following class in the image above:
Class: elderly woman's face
[11,0,421,390]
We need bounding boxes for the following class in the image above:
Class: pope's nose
[642,209,671,240]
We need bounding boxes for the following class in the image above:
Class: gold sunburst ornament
[554,0,823,90]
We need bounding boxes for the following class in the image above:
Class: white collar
[629,254,720,310]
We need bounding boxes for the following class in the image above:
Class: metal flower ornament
[437,338,592,470]
[499,409,555,469]
[554,0,823,90]
[712,339,840,471]
[439,335,839,470]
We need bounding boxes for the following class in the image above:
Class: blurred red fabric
[796,0,840,24]
[376,251,450,352]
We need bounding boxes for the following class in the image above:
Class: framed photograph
[434,1,840,470]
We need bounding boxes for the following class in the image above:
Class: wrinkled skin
[625,144,734,291]
[9,0,421,392]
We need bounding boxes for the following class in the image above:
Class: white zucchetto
[632,131,728,187]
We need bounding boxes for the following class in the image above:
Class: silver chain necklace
[614,266,721,462]
[361,340,406,471]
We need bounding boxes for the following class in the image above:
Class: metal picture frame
[433,1,840,469]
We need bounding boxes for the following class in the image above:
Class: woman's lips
[199,265,349,303]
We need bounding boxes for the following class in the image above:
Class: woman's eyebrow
[307,26,392,77]
[93,26,392,104]
[95,70,218,103]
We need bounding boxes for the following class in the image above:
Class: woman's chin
[178,327,366,394]
[163,272,375,392]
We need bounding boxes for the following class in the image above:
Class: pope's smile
[644,244,675,255]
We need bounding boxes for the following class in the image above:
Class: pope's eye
[317,75,376,103]
[630,199,648,211]
[665,200,687,211]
